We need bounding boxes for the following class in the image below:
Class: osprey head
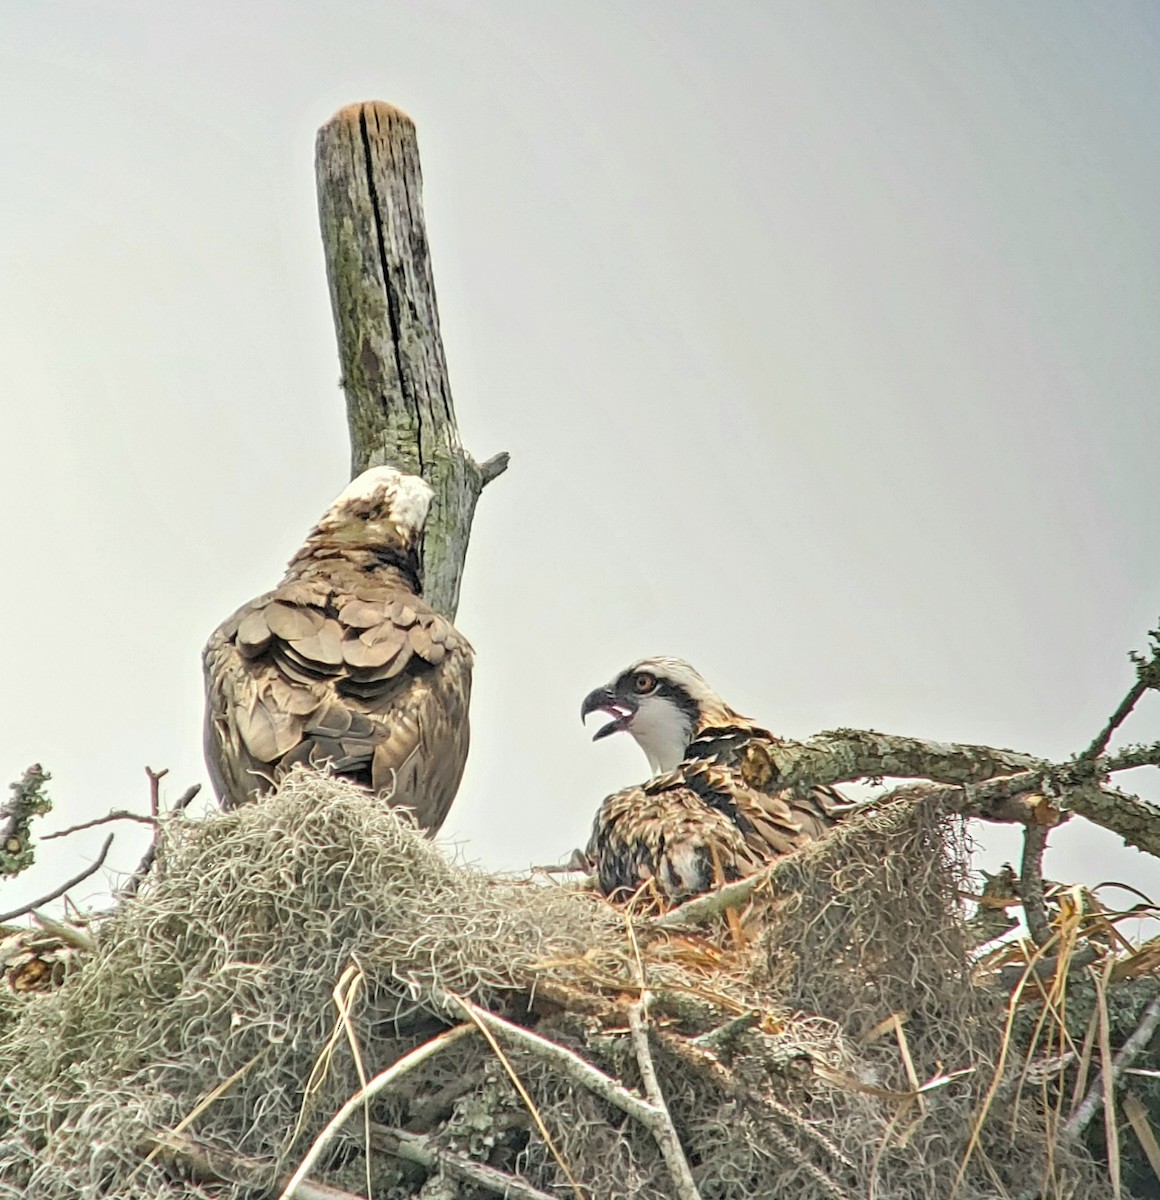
[300,467,433,590]
[580,657,738,774]
[321,466,433,546]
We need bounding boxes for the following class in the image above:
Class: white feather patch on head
[628,692,696,775]
[331,467,433,535]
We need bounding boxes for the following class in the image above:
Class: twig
[145,765,168,818]
[121,784,201,899]
[996,945,1098,992]
[623,923,703,1200]
[1064,993,1160,1138]
[447,991,586,1200]
[426,987,667,1130]
[623,932,710,1191]
[479,451,511,487]
[370,1124,559,1200]
[0,832,114,923]
[1096,961,1122,1198]
[42,811,160,840]
[133,1053,264,1185]
[953,932,1062,1197]
[1083,678,1150,761]
[529,847,591,876]
[627,1002,702,1200]
[172,784,201,813]
[1019,823,1052,947]
[650,863,778,929]
[529,977,619,1020]
[276,1024,475,1200]
[145,1129,367,1200]
[30,911,98,952]
[658,1028,858,1184]
[1100,741,1160,773]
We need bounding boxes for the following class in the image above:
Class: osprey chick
[203,467,472,834]
[581,657,843,900]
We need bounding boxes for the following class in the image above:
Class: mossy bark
[0,764,51,879]
[739,728,1160,855]
[315,102,506,618]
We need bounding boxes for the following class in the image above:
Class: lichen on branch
[0,764,52,879]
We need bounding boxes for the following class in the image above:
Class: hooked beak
[580,685,637,741]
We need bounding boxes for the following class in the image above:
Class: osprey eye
[633,673,657,695]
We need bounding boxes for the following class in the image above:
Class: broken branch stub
[315,100,508,619]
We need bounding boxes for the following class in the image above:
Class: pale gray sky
[3,2,1159,919]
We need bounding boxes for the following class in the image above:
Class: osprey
[580,657,843,901]
[203,467,472,834]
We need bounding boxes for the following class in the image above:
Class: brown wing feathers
[588,731,844,903]
[203,469,472,835]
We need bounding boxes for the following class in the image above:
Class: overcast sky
[2,2,1159,922]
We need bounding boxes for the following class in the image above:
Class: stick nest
[0,770,1110,1199]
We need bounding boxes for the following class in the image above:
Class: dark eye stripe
[653,679,701,726]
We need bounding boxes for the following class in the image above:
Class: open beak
[580,685,637,741]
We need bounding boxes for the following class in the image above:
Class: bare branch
[0,832,114,924]
[692,1012,761,1053]
[933,770,1160,859]
[427,987,665,1128]
[145,766,168,818]
[739,726,1160,859]
[1100,741,1160,774]
[628,1000,703,1200]
[370,1123,560,1199]
[1083,679,1150,761]
[145,1129,368,1200]
[996,945,1098,992]
[43,811,159,840]
[276,1024,475,1200]
[1064,993,1160,1138]
[1084,628,1160,761]
[650,866,775,929]
[624,922,702,1200]
[30,911,98,952]
[121,784,201,899]
[479,452,511,487]
[747,729,1044,794]
[1063,782,1160,858]
[1019,823,1052,947]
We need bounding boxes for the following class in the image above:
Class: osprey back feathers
[203,467,473,834]
[581,657,844,901]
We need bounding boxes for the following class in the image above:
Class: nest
[0,770,1111,1200]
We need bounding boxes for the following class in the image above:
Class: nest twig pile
[0,770,1127,1199]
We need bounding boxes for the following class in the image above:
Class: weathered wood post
[315,101,507,619]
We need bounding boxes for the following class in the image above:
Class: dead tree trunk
[315,101,507,619]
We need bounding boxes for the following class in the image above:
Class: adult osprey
[203,467,472,834]
[580,657,843,901]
